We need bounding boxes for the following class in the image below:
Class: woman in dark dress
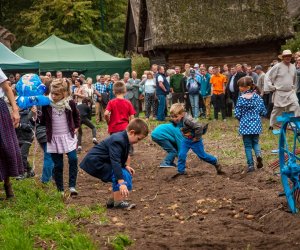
[0,68,23,198]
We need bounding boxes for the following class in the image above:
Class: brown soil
[34,122,300,250]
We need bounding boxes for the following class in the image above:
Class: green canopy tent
[0,42,39,72]
[15,35,131,78]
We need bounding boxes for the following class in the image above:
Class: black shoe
[247,166,255,173]
[106,198,114,209]
[257,156,263,169]
[172,171,187,179]
[269,126,274,130]
[114,201,136,209]
[4,183,14,199]
[16,174,26,180]
[214,163,226,175]
[26,170,35,178]
[92,138,98,145]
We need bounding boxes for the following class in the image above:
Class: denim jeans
[157,95,166,121]
[178,138,217,173]
[41,143,54,183]
[189,94,199,118]
[152,137,177,165]
[51,149,78,191]
[242,134,261,167]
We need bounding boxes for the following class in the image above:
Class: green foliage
[282,32,300,52]
[131,53,150,78]
[110,234,133,250]
[0,179,106,249]
[1,0,127,56]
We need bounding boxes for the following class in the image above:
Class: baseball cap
[194,63,199,68]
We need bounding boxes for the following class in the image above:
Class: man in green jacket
[170,66,185,104]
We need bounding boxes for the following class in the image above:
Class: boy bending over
[80,118,148,209]
[170,103,225,176]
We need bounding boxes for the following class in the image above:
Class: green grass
[109,234,133,250]
[0,179,106,249]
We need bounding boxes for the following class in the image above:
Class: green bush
[131,53,150,78]
[282,32,300,52]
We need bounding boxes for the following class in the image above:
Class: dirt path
[34,121,300,249]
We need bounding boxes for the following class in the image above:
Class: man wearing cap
[268,50,300,129]
[193,63,200,76]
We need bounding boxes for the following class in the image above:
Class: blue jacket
[80,131,130,182]
[199,73,211,97]
[235,90,267,135]
[186,76,201,95]
[151,123,184,150]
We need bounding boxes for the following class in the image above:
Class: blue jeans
[41,143,54,183]
[242,134,261,167]
[51,149,78,191]
[157,95,166,121]
[178,138,217,173]
[152,137,177,166]
[189,94,199,118]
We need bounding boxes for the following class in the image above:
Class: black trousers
[20,142,32,172]
[78,117,97,146]
[211,93,226,120]
[172,93,185,104]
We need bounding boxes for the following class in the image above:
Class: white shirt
[0,68,8,98]
[157,75,163,83]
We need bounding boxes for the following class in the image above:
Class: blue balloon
[16,74,50,109]
[17,95,50,109]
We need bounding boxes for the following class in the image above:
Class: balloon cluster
[16,74,50,109]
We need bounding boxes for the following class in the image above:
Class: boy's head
[170,103,185,123]
[113,81,126,95]
[127,118,149,144]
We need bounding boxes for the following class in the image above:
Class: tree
[1,0,128,56]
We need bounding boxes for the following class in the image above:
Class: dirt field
[34,119,300,249]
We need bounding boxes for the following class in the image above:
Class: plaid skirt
[0,98,23,181]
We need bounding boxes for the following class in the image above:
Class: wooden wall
[149,42,282,71]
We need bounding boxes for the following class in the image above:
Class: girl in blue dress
[235,76,267,173]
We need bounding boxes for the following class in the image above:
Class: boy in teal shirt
[151,123,184,167]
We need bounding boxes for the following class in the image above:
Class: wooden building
[124,0,294,69]
[0,26,15,49]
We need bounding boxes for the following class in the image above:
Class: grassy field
[0,179,133,249]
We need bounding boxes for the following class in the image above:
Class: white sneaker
[69,187,78,196]
[92,138,98,145]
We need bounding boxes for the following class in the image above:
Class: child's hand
[74,128,79,134]
[125,166,135,175]
[119,184,129,198]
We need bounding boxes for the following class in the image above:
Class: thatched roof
[135,0,294,50]
[287,0,300,19]
[0,26,15,49]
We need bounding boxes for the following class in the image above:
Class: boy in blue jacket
[80,118,149,209]
[151,123,184,168]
